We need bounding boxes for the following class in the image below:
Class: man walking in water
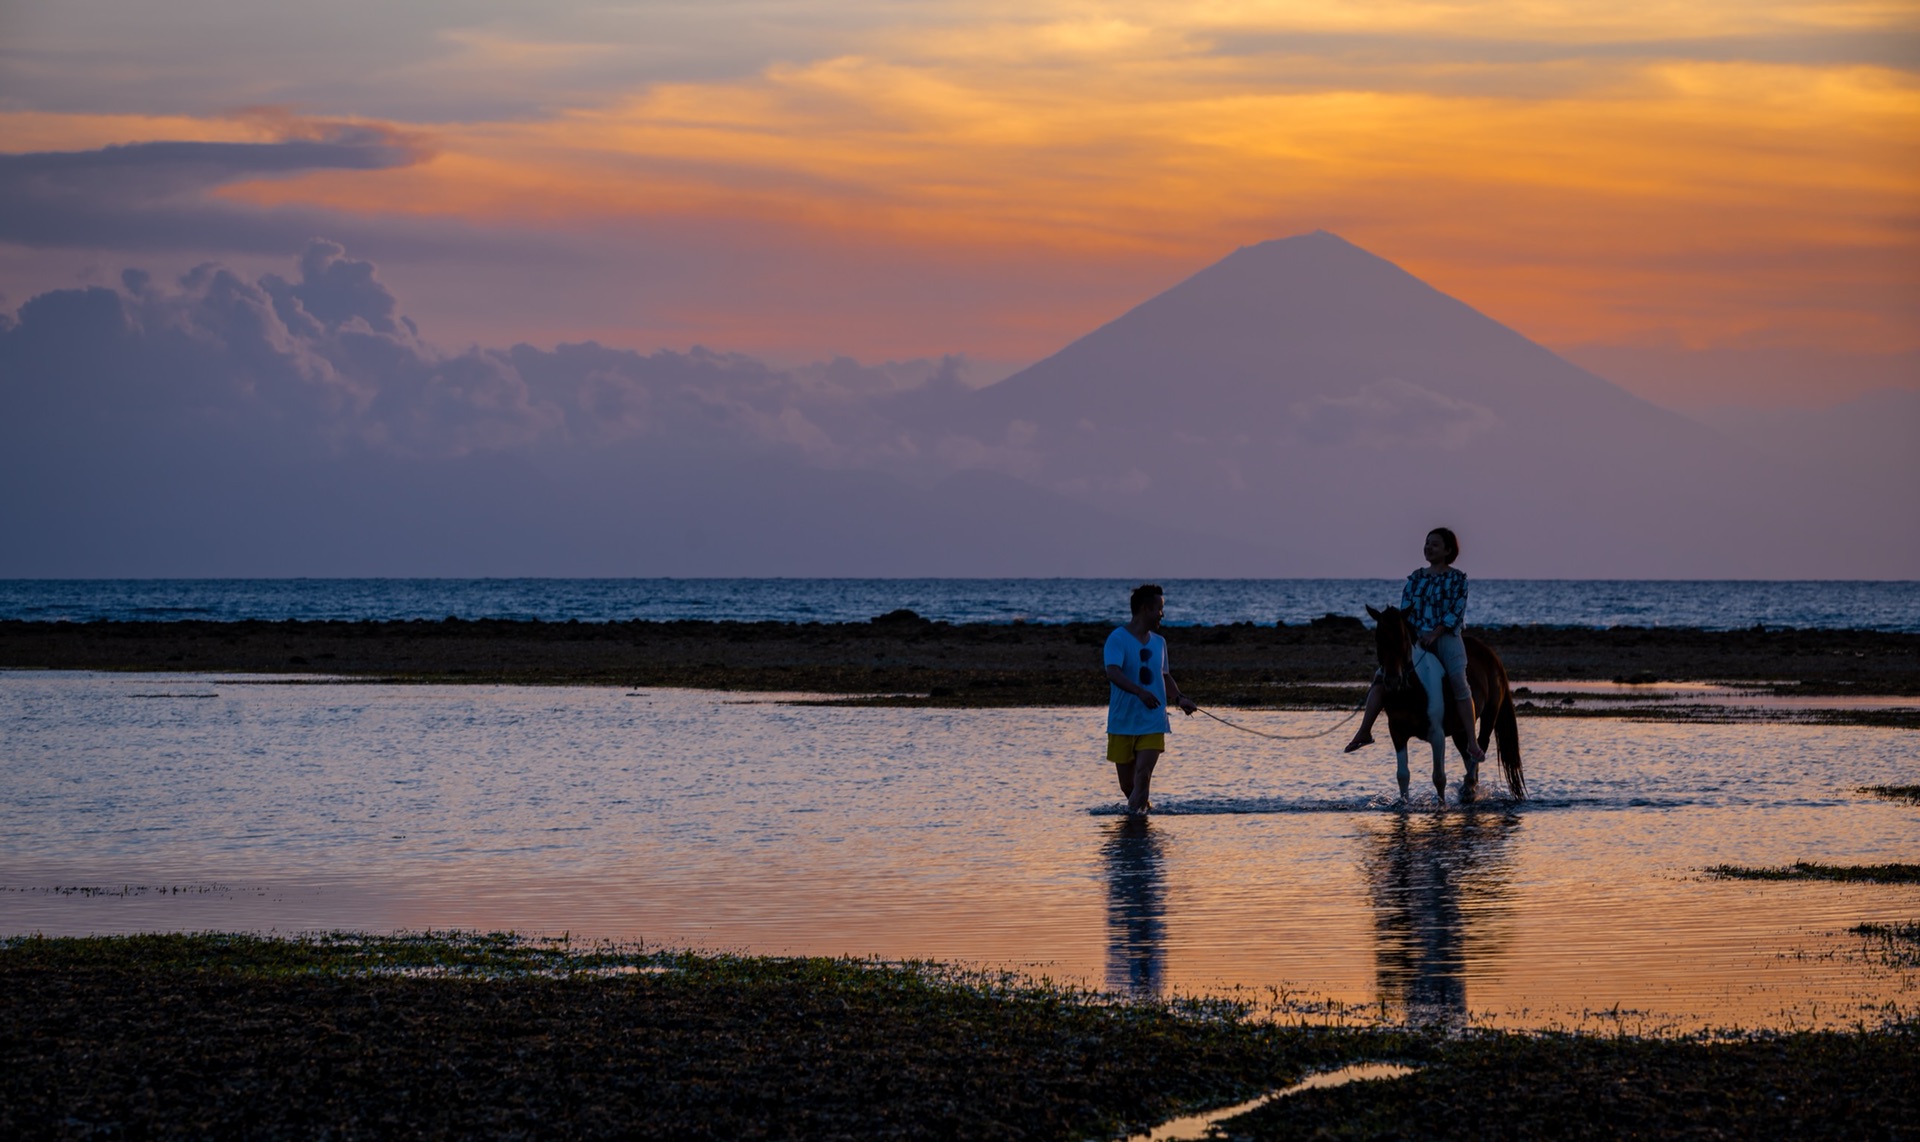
[1104,584,1196,815]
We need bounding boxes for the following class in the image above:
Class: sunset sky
[3,0,1915,407]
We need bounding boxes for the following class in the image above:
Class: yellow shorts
[1107,733,1166,764]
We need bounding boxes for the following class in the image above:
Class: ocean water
[3,672,1915,1032]
[3,578,1917,630]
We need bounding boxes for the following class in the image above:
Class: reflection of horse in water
[1102,816,1166,998]
[1367,604,1525,804]
[1364,808,1518,1028]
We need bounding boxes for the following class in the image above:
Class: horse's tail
[1495,694,1525,800]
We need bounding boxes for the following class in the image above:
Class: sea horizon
[4,577,1917,632]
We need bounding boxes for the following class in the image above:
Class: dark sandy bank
[3,618,1915,708]
[3,934,1914,1141]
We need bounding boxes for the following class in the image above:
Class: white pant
[1423,630,1471,701]
[1411,646,1447,742]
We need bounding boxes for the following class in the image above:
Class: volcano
[936,232,1907,578]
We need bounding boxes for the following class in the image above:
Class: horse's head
[1365,604,1419,695]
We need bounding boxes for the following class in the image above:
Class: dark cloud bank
[0,126,425,255]
[2,233,1913,578]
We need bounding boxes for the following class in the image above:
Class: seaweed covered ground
[3,934,1915,1140]
[1225,1031,1920,1140]
[1862,784,1920,805]
[0,933,1392,1140]
[1853,922,1920,969]
[1707,862,1920,884]
[3,618,1916,710]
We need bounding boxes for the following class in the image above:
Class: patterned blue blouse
[1400,567,1468,635]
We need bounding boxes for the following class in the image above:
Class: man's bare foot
[1344,729,1374,753]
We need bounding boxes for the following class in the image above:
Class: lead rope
[1192,700,1364,741]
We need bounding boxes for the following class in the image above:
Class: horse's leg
[1389,719,1412,802]
[1457,678,1481,802]
[1419,663,1447,804]
[1453,693,1483,767]
[1475,672,1499,753]
[1455,713,1477,802]
[1474,678,1501,788]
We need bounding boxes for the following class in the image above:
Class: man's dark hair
[1429,527,1461,562]
[1130,583,1164,616]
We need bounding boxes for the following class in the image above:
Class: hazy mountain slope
[0,417,1297,577]
[1693,390,1920,502]
[936,232,1910,578]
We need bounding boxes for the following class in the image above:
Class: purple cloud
[1,240,953,463]
[0,124,427,253]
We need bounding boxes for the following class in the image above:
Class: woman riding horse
[1346,527,1484,765]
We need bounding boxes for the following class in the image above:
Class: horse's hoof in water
[1343,730,1374,753]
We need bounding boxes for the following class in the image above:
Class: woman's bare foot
[1344,729,1374,753]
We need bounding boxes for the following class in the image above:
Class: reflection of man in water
[1364,809,1516,1028]
[1102,816,1167,998]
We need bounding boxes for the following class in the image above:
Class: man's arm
[1105,663,1161,709]
[1162,672,1197,715]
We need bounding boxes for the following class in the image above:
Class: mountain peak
[1232,228,1382,264]
[1245,228,1352,249]
[985,232,1513,394]
[969,230,1659,440]
[1191,230,1435,308]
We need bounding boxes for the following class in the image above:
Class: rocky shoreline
[3,618,1915,707]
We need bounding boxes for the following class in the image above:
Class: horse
[1364,604,1525,804]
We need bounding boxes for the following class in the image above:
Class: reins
[1193,700,1364,741]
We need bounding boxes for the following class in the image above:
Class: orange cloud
[10,0,1917,365]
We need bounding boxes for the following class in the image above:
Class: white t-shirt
[1105,626,1171,735]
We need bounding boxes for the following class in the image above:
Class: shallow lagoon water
[2,671,1914,1031]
